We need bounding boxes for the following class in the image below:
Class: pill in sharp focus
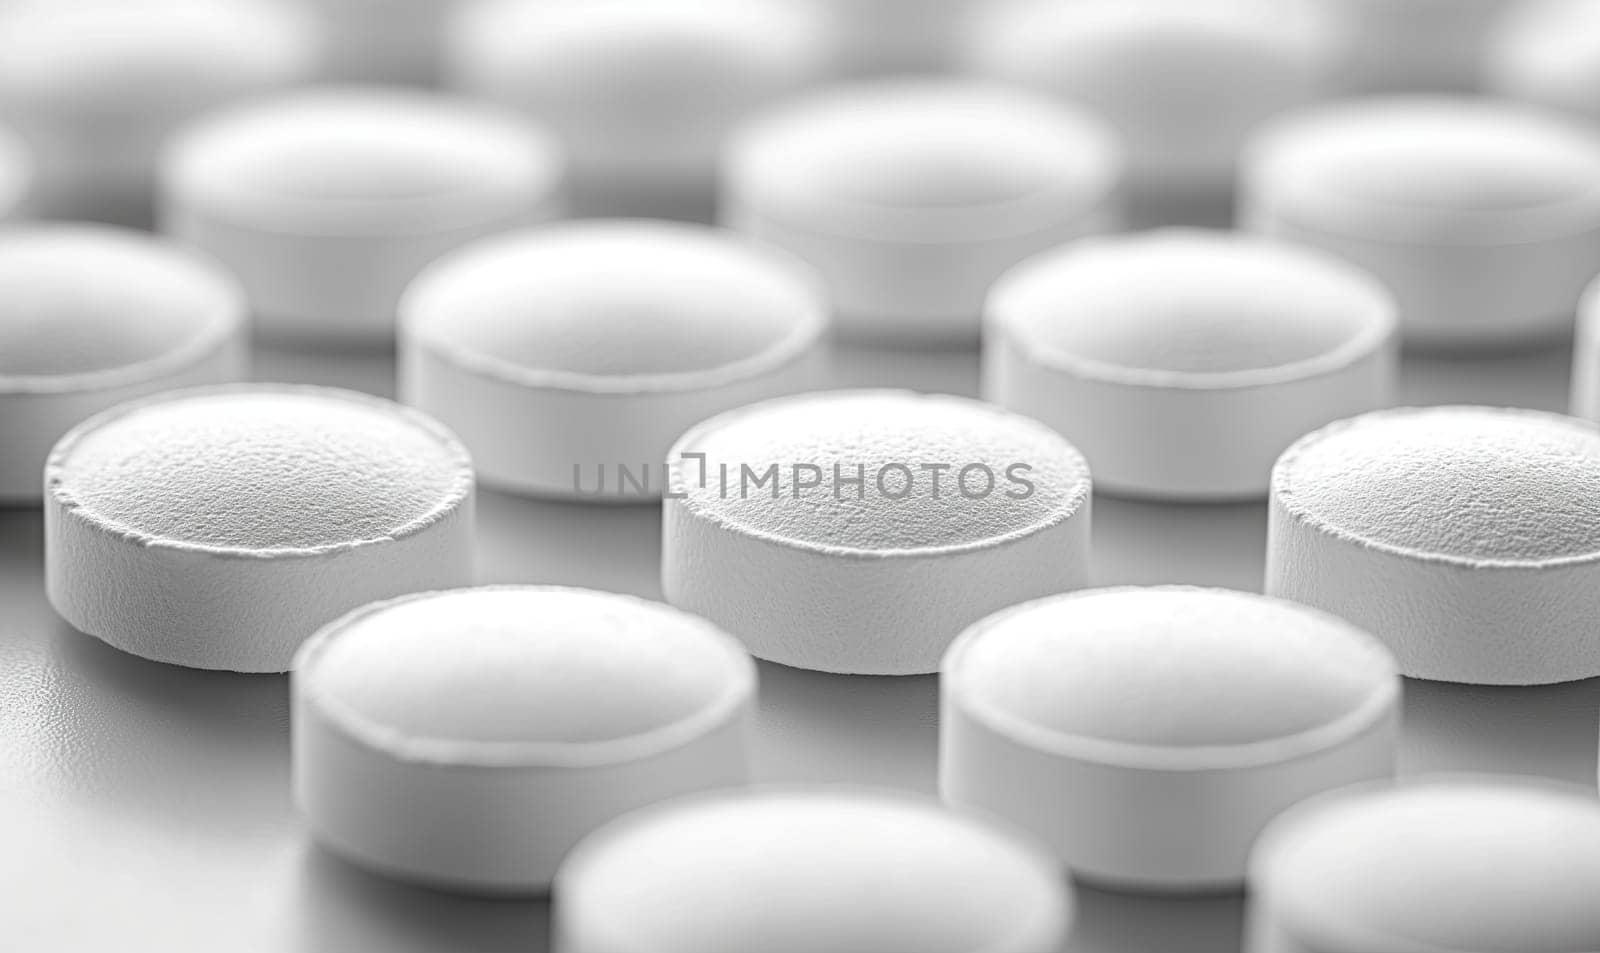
[941,586,1400,892]
[45,385,475,673]
[446,0,824,222]
[0,225,247,504]
[1486,0,1600,124]
[294,585,755,895]
[552,787,1070,953]
[0,0,319,227]
[159,88,566,346]
[961,0,1338,228]
[722,80,1123,346]
[400,220,829,501]
[1246,776,1600,953]
[1267,405,1600,685]
[985,229,1397,501]
[662,390,1093,675]
[1241,97,1600,350]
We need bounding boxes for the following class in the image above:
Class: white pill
[662,390,1093,675]
[45,385,475,673]
[1241,98,1600,349]
[1314,0,1514,93]
[942,586,1400,892]
[400,220,829,501]
[962,0,1337,227]
[1486,0,1600,124]
[1247,776,1600,952]
[308,0,453,86]
[1267,405,1600,685]
[723,80,1123,345]
[986,230,1397,501]
[0,123,31,220]
[0,0,320,226]
[0,225,247,504]
[553,787,1070,953]
[294,585,754,895]
[447,0,824,222]
[159,88,566,345]
[802,0,979,75]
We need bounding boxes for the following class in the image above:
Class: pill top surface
[1275,406,1600,566]
[558,788,1067,953]
[0,226,242,390]
[989,230,1395,385]
[0,0,317,110]
[297,587,753,762]
[48,386,472,554]
[1255,779,1600,952]
[1247,98,1600,242]
[403,221,825,391]
[947,587,1396,765]
[671,391,1092,554]
[165,88,564,234]
[727,80,1121,240]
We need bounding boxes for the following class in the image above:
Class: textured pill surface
[1249,778,1600,952]
[554,788,1069,953]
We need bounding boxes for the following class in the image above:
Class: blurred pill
[0,123,31,220]
[446,0,824,222]
[554,787,1071,953]
[662,390,1093,675]
[801,0,981,76]
[985,229,1397,500]
[0,0,320,227]
[724,80,1122,346]
[0,225,246,504]
[46,385,475,672]
[1267,405,1600,685]
[943,586,1400,891]
[159,88,565,346]
[1247,776,1600,952]
[1242,98,1600,349]
[1485,0,1600,124]
[400,220,828,501]
[962,0,1339,228]
[302,0,454,86]
[294,586,755,894]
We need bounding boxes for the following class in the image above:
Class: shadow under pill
[292,844,551,953]
[251,338,398,399]
[1399,342,1572,412]
[34,616,293,839]
[751,661,940,793]
[1066,884,1244,953]
[1092,496,1268,593]
[475,488,664,600]
[1400,676,1600,787]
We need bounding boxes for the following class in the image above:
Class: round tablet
[1241,98,1600,349]
[309,0,451,85]
[0,0,319,226]
[1267,405,1600,685]
[159,87,566,345]
[942,586,1399,891]
[986,230,1397,501]
[294,586,754,894]
[962,0,1337,227]
[45,385,475,673]
[0,123,31,221]
[553,787,1070,953]
[722,80,1123,345]
[1247,776,1600,952]
[1486,0,1600,124]
[400,221,829,501]
[447,0,824,221]
[1312,0,1514,93]
[0,225,246,504]
[662,390,1093,675]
